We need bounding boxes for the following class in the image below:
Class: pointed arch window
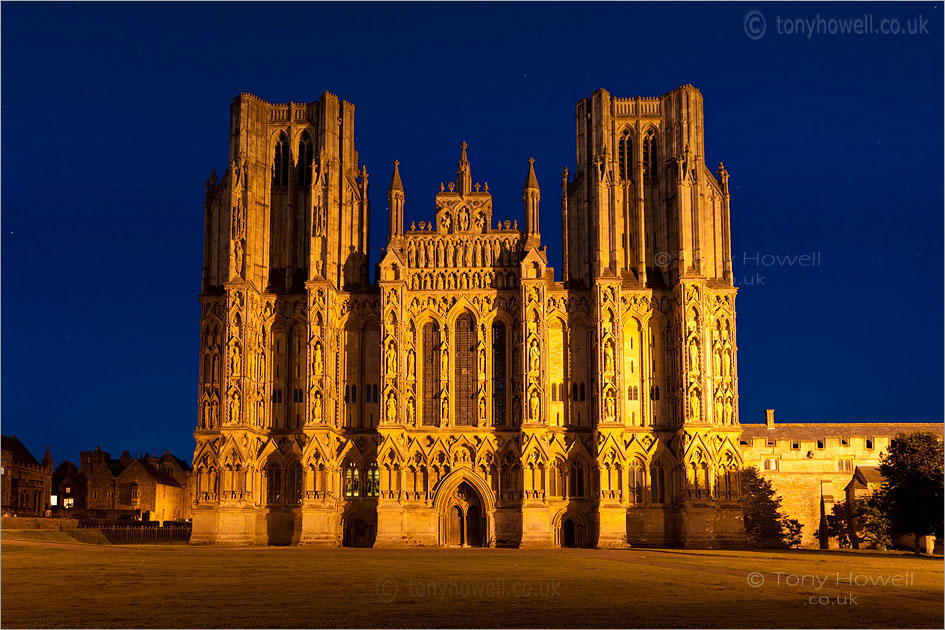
[422,323,441,426]
[650,464,666,503]
[266,462,282,504]
[287,461,303,505]
[344,461,360,497]
[492,322,507,426]
[366,462,380,497]
[297,132,314,187]
[642,128,658,181]
[273,133,290,188]
[454,313,476,426]
[618,128,633,182]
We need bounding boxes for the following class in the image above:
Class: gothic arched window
[273,132,290,188]
[618,128,633,182]
[366,462,379,497]
[297,132,313,187]
[422,322,441,426]
[266,462,282,504]
[344,461,360,497]
[492,321,507,426]
[454,314,476,426]
[642,128,658,181]
[650,464,666,503]
[287,461,303,505]
[569,462,585,497]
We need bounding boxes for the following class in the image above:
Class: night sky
[2,2,942,465]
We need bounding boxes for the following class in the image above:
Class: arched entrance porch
[433,470,495,547]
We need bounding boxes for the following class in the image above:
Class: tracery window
[345,461,360,497]
[266,462,282,504]
[618,128,633,181]
[454,314,476,426]
[287,461,303,505]
[492,322,507,426]
[273,132,290,188]
[642,127,658,181]
[569,462,585,497]
[650,464,666,503]
[422,322,441,426]
[297,132,313,187]
[366,462,379,497]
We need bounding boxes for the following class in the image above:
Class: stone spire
[523,157,540,239]
[388,160,405,239]
[456,141,471,196]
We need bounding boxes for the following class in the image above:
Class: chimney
[765,409,775,429]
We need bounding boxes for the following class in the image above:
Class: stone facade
[191,86,746,547]
[1,435,53,516]
[740,411,943,548]
[85,450,192,523]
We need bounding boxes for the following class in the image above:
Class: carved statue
[234,240,244,277]
[386,343,397,374]
[406,396,415,424]
[440,346,449,381]
[230,342,241,375]
[689,388,701,421]
[604,340,615,372]
[441,394,449,423]
[312,393,322,422]
[407,349,416,379]
[688,339,699,374]
[529,388,540,420]
[458,207,470,232]
[313,342,323,375]
[722,350,731,378]
[605,389,615,419]
[724,399,734,425]
[229,391,240,424]
[479,396,486,421]
[713,348,722,377]
[715,396,723,424]
[528,338,540,372]
[386,393,397,422]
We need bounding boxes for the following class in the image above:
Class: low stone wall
[1,517,79,530]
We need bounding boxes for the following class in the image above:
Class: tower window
[618,128,633,182]
[865,438,873,450]
[272,133,290,187]
[492,322,507,425]
[642,128,658,180]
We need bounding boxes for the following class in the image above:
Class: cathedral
[191,85,745,548]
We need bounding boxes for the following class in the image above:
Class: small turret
[456,141,471,196]
[388,160,405,240]
[523,158,540,245]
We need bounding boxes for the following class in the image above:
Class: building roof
[740,422,944,440]
[1,434,41,467]
[161,450,192,472]
[138,460,183,488]
[856,466,885,485]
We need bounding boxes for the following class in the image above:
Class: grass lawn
[1,536,942,628]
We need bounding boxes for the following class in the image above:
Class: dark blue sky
[2,2,942,464]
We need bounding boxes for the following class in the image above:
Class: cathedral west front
[191,85,746,548]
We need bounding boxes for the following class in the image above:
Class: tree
[853,495,893,550]
[826,500,853,549]
[878,432,944,552]
[741,467,804,548]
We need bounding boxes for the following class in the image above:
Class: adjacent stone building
[192,86,745,547]
[1,435,53,516]
[83,449,193,523]
[740,410,943,548]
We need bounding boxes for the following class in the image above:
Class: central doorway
[444,481,485,547]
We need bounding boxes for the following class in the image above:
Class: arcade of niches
[191,85,746,548]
